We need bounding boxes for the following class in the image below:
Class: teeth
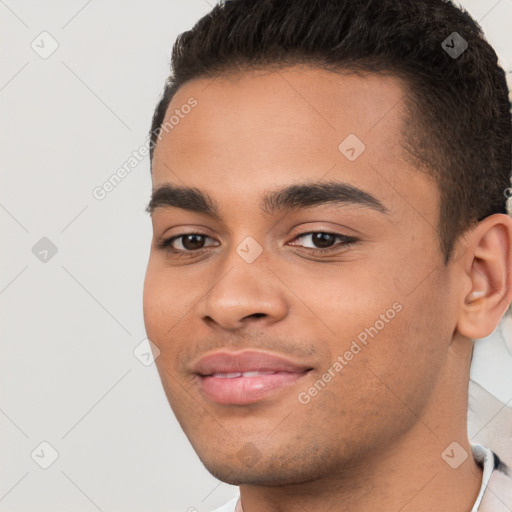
[243,371,276,377]
[211,371,278,378]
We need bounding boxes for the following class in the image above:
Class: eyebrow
[145,180,388,218]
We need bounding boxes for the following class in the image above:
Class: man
[142,0,512,510]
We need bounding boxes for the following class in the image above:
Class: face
[143,66,459,486]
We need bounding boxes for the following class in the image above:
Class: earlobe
[457,214,512,340]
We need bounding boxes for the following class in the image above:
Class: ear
[456,213,512,340]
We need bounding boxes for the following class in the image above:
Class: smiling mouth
[197,369,312,405]
[207,370,295,378]
[191,349,314,405]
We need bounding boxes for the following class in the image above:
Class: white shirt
[211,444,503,512]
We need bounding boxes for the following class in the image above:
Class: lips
[192,350,313,405]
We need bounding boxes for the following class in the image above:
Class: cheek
[286,263,396,343]
[143,258,193,327]
[142,265,165,339]
[143,266,195,408]
[304,262,448,413]
[327,311,440,431]
[367,289,450,412]
[142,261,185,352]
[142,259,209,381]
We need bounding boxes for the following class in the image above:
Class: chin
[197,447,337,487]
[202,463,301,487]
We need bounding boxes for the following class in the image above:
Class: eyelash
[156,231,358,258]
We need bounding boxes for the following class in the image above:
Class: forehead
[151,66,437,223]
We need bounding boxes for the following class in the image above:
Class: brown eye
[156,233,218,256]
[310,233,336,248]
[289,232,357,252]
[179,234,207,250]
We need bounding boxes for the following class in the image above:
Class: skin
[143,65,512,511]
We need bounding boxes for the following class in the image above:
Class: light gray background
[1,1,511,511]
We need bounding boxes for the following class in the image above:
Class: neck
[237,338,482,512]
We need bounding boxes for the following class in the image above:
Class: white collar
[470,443,497,512]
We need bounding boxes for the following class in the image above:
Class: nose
[197,253,288,331]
